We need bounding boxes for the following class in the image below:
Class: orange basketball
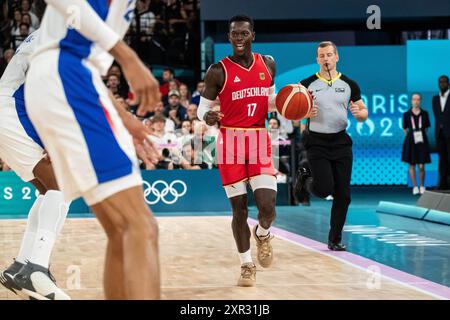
[275,84,313,120]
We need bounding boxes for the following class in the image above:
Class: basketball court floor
[1,187,449,300]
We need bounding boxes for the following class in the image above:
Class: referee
[295,41,368,251]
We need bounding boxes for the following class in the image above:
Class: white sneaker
[325,195,334,201]
[419,186,426,194]
[412,186,419,195]
[13,262,71,300]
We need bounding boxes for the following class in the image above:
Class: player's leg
[249,175,277,268]
[91,205,126,299]
[25,52,160,299]
[9,161,70,300]
[0,99,69,299]
[246,130,278,268]
[225,181,256,287]
[91,186,160,300]
[0,178,44,299]
[328,145,353,251]
[218,129,256,286]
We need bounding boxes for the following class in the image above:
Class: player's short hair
[229,14,254,31]
[411,92,422,99]
[317,41,338,55]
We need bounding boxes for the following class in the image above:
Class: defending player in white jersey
[24,1,161,299]
[0,29,71,300]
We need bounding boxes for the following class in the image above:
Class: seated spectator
[268,117,291,182]
[132,0,156,37]
[148,115,178,153]
[21,0,39,29]
[178,119,193,137]
[191,80,205,106]
[107,63,130,97]
[131,0,156,60]
[14,22,30,48]
[10,9,22,38]
[176,142,209,170]
[143,118,154,136]
[166,0,187,34]
[159,67,176,99]
[176,119,194,151]
[0,48,14,76]
[108,63,122,78]
[164,90,187,129]
[179,83,191,108]
[268,111,294,139]
[21,13,35,33]
[106,74,121,95]
[147,115,178,169]
[186,103,198,121]
[191,119,217,168]
[168,79,180,92]
[142,102,176,133]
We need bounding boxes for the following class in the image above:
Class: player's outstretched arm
[197,63,224,126]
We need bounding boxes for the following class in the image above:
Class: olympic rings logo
[143,180,187,205]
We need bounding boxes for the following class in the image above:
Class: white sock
[16,195,44,264]
[29,190,69,268]
[238,249,253,265]
[256,224,270,238]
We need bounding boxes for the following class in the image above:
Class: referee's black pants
[303,130,353,244]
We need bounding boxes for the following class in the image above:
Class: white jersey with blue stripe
[0,30,40,99]
[32,0,136,75]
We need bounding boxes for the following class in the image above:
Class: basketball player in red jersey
[198,15,278,287]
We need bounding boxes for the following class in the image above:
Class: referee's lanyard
[411,114,424,144]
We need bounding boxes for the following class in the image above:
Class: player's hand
[350,101,360,117]
[110,41,161,116]
[127,64,160,116]
[120,112,160,164]
[308,105,319,118]
[134,137,160,165]
[204,110,224,126]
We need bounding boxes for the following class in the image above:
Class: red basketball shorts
[217,127,276,186]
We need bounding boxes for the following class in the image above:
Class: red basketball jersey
[218,53,272,128]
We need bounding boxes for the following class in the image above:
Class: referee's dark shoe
[328,242,347,251]
[294,167,311,199]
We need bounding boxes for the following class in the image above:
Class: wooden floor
[0,216,437,300]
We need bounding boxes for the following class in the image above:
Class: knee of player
[258,204,276,219]
[231,208,249,224]
[128,214,158,241]
[146,215,159,241]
